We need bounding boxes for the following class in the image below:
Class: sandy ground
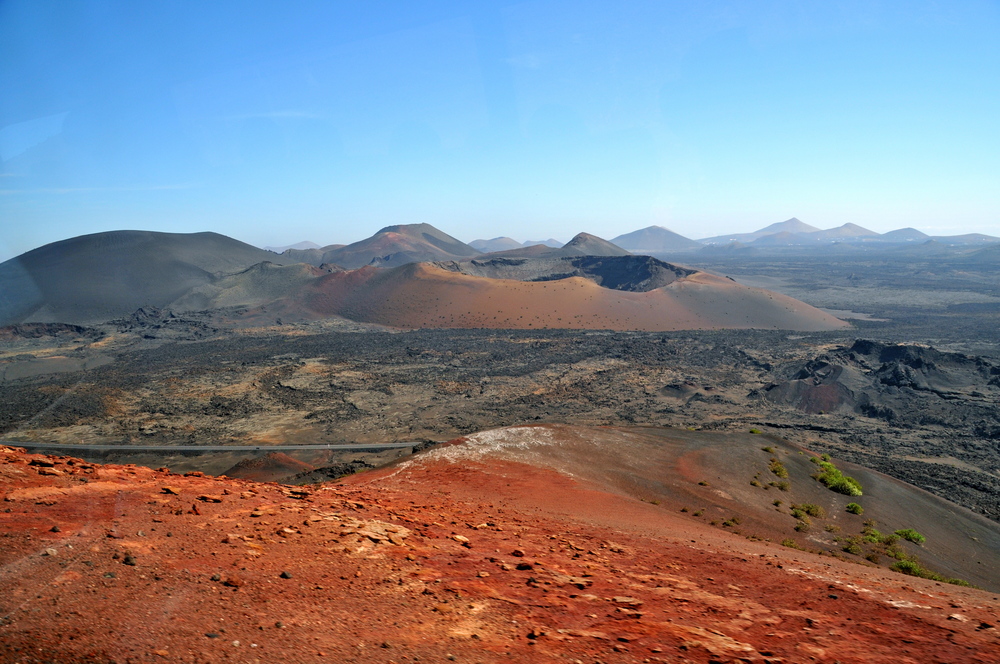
[3,430,1000,663]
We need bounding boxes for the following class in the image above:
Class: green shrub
[891,559,923,576]
[845,502,863,515]
[680,507,689,512]
[812,460,863,496]
[769,480,790,491]
[821,454,831,462]
[864,529,883,543]
[781,539,802,550]
[894,529,926,544]
[769,458,789,478]
[772,499,783,507]
[794,503,826,518]
[824,524,841,533]
[750,479,762,487]
[761,446,775,453]
[693,510,703,517]
[794,521,809,532]
[749,428,763,434]
[843,543,862,555]
[698,480,709,486]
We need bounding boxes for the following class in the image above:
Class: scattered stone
[280,571,293,579]
[37,468,63,476]
[50,525,61,533]
[612,596,643,607]
[527,626,547,640]
[123,555,136,566]
[948,614,968,622]
[42,548,57,557]
[512,549,525,557]
[222,574,244,588]
[161,486,182,495]
[516,562,533,570]
[29,459,56,467]
[197,494,224,503]
[477,571,490,578]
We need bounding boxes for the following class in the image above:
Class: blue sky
[1,0,998,260]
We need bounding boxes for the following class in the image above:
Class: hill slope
[319,223,480,268]
[700,218,821,244]
[283,259,847,331]
[3,431,999,662]
[479,232,630,259]
[611,225,703,252]
[0,231,294,325]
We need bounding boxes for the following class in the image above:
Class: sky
[1,0,999,261]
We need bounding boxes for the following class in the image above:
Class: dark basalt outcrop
[436,255,697,292]
[763,340,1000,426]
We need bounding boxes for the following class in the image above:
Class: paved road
[0,441,419,453]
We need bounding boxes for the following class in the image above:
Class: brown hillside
[291,262,848,331]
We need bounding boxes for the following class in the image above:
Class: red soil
[2,442,999,663]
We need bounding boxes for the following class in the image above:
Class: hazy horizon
[3,1,998,261]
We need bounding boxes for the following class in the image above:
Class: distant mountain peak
[562,233,631,256]
[611,226,701,253]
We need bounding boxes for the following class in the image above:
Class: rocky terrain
[1,307,999,525]
[4,428,1000,663]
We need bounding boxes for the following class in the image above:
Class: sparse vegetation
[793,503,826,518]
[825,524,841,533]
[761,446,775,453]
[750,478,762,487]
[781,539,803,550]
[749,428,762,434]
[845,502,863,515]
[894,529,926,544]
[811,459,862,496]
[693,510,703,517]
[789,507,810,522]
[890,560,970,586]
[772,499,783,507]
[769,480,790,491]
[680,507,689,513]
[794,521,809,532]
[769,458,789,479]
[698,480,709,486]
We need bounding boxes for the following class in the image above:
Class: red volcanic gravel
[2,442,1000,663]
